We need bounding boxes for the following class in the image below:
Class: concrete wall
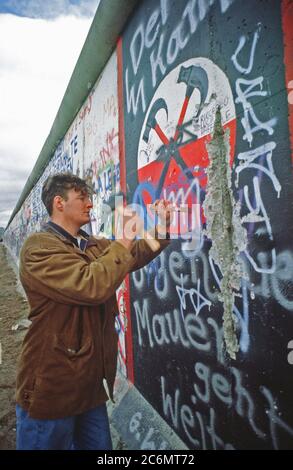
[4,0,293,449]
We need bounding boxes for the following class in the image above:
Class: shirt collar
[44,221,92,250]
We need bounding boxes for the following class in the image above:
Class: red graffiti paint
[281,0,293,163]
[137,59,237,230]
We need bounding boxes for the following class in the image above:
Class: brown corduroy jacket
[16,223,169,419]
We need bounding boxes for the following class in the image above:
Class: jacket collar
[42,221,98,248]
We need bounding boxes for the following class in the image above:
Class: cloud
[0,0,99,19]
[0,12,94,227]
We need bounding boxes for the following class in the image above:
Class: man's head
[42,173,93,230]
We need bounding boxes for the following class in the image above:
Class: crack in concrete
[203,107,247,359]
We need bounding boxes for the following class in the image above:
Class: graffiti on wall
[120,0,293,449]
[4,125,79,259]
[83,55,120,237]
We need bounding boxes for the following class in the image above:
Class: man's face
[57,188,93,227]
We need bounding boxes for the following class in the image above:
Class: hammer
[143,98,170,145]
[105,192,161,252]
[174,65,208,140]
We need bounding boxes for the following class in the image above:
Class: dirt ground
[0,244,29,449]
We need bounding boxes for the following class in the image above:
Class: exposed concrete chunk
[203,107,247,359]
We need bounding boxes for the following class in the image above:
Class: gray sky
[0,0,99,228]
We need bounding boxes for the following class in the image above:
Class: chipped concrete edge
[203,107,248,359]
[108,370,188,450]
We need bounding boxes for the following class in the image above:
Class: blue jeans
[16,403,112,450]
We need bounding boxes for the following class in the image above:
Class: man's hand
[152,199,174,234]
[115,207,142,250]
[115,200,174,251]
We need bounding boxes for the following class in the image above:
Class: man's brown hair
[42,173,92,216]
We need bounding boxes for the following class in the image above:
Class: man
[16,173,171,450]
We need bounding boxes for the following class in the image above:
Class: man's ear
[53,195,64,212]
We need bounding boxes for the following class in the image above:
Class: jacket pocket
[22,388,33,404]
[53,334,92,360]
